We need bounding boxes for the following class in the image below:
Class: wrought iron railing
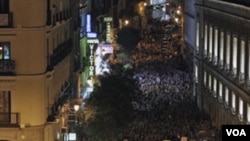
[0,60,15,75]
[0,112,19,127]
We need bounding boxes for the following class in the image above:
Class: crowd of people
[121,19,219,141]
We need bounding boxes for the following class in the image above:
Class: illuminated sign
[104,17,113,43]
[87,38,99,76]
[87,32,97,38]
[104,17,113,22]
[68,133,76,140]
[86,14,91,32]
[101,44,113,55]
[87,39,99,44]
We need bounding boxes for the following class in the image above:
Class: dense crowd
[121,20,218,141]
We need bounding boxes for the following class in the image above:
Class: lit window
[214,29,218,63]
[204,24,208,56]
[219,82,223,98]
[195,64,198,83]
[220,31,224,64]
[247,104,250,122]
[196,22,199,52]
[209,74,212,90]
[213,78,217,92]
[232,92,236,109]
[226,34,231,66]
[204,71,207,85]
[232,36,237,72]
[0,42,10,60]
[209,26,213,58]
[240,40,245,74]
[239,98,243,116]
[225,87,229,103]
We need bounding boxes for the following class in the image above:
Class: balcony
[0,13,13,28]
[0,112,19,127]
[47,40,72,71]
[0,60,15,75]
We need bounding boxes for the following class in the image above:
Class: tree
[116,27,141,52]
[84,74,142,141]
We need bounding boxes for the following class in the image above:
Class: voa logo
[226,129,246,136]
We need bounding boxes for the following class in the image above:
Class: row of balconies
[47,40,73,71]
[0,8,71,28]
[205,87,247,124]
[199,50,250,89]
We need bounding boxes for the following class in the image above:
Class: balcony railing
[47,40,72,71]
[0,60,15,75]
[0,112,19,127]
[0,13,13,27]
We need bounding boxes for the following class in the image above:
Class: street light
[124,20,129,26]
[65,98,82,141]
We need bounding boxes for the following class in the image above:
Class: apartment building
[0,0,82,140]
[184,0,250,129]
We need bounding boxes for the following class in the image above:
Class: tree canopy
[116,27,141,52]
[84,73,142,141]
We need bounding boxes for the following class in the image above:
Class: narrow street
[119,19,219,141]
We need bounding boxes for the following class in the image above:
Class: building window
[219,81,223,98]
[204,70,207,86]
[209,74,212,90]
[213,77,217,98]
[232,36,237,75]
[213,78,217,93]
[204,24,208,57]
[209,26,213,61]
[220,31,224,66]
[214,29,218,64]
[240,40,245,74]
[0,0,9,13]
[195,64,198,83]
[231,92,236,114]
[248,40,250,80]
[239,98,243,116]
[247,104,250,123]
[196,22,199,53]
[226,33,231,70]
[0,91,10,113]
[225,87,229,108]
[0,42,10,60]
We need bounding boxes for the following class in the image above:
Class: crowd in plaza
[121,20,219,141]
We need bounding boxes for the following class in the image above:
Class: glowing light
[124,20,129,26]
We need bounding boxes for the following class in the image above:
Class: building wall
[0,0,80,140]
[191,0,250,130]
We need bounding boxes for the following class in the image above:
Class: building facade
[0,0,82,140]
[184,0,250,130]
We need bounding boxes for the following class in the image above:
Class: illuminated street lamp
[66,98,82,141]
[124,20,129,26]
